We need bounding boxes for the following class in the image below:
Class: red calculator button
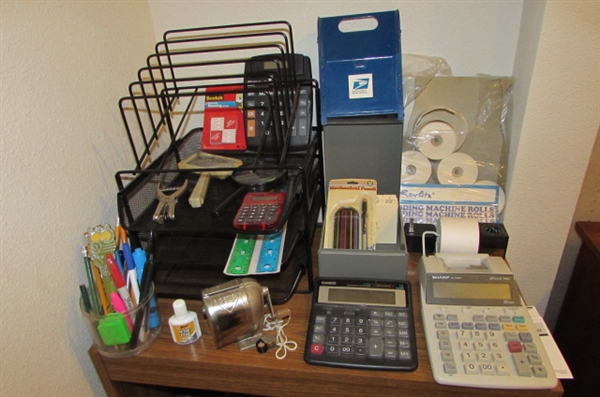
[310,343,324,355]
[507,341,522,353]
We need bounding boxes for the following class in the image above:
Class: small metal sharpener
[201,278,276,350]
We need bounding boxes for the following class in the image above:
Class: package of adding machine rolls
[400,75,513,224]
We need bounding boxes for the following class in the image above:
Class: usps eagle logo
[348,74,374,99]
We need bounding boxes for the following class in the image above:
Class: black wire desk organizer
[114,21,323,303]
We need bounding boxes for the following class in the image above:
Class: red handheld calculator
[233,192,287,231]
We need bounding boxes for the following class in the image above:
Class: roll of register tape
[401,150,432,184]
[415,121,458,160]
[436,217,480,254]
[436,152,478,185]
[476,180,506,214]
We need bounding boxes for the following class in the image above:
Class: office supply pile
[76,9,567,391]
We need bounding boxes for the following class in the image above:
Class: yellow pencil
[92,264,109,315]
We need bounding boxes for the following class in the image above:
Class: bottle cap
[173,299,188,317]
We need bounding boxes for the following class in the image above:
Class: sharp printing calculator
[304,278,418,371]
[419,253,558,389]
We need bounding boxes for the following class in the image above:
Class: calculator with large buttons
[419,253,558,389]
[244,53,313,151]
[304,278,418,371]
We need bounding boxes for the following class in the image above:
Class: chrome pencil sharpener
[201,277,278,350]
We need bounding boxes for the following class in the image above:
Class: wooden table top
[576,221,600,260]
[89,233,563,397]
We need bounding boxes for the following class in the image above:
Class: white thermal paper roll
[476,180,506,214]
[415,121,458,160]
[401,150,432,184]
[436,217,480,254]
[436,152,478,185]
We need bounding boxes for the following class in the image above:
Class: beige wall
[546,128,600,330]
[504,0,599,314]
[0,1,155,396]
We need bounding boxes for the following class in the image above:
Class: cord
[263,313,297,359]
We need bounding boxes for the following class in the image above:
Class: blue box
[318,10,403,125]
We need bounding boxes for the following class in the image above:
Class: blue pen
[122,241,135,272]
[114,249,125,277]
[132,248,146,285]
[119,234,140,305]
[131,247,159,329]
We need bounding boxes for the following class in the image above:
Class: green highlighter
[97,313,132,346]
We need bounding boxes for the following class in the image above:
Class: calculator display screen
[425,274,520,306]
[432,282,512,300]
[318,286,406,307]
[263,60,288,70]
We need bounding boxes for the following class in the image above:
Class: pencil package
[323,179,377,250]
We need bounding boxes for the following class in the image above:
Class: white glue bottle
[169,299,201,345]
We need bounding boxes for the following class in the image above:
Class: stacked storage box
[317,10,408,280]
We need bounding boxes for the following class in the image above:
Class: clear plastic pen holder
[80,282,162,358]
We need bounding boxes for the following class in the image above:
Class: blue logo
[352,78,370,90]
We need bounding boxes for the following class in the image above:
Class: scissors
[153,179,188,224]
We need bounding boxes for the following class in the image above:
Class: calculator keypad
[424,306,557,388]
[305,306,417,371]
[434,311,549,378]
[236,203,281,226]
[245,84,312,149]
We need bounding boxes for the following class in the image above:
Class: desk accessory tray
[113,21,324,303]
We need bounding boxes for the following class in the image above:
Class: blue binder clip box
[318,10,404,125]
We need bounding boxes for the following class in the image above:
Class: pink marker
[110,292,133,331]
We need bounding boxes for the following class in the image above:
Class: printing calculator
[419,253,558,389]
[304,278,418,371]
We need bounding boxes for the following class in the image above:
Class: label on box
[348,73,373,99]
[399,183,500,224]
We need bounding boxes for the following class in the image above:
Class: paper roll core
[436,152,479,185]
[415,121,457,160]
[401,150,432,184]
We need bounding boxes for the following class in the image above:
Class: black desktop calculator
[244,53,313,151]
[304,278,418,371]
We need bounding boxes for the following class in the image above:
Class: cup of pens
[80,281,162,358]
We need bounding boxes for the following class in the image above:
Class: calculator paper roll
[401,150,432,184]
[476,180,506,214]
[436,217,479,254]
[436,152,478,185]
[415,121,458,160]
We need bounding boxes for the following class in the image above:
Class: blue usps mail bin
[318,10,404,125]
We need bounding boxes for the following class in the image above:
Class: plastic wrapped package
[400,75,513,224]
[402,54,453,108]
